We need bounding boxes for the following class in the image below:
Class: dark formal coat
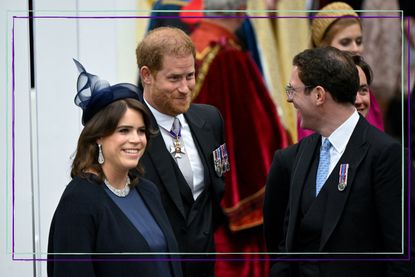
[139,100,226,277]
[265,116,414,277]
[264,143,299,253]
[47,176,182,277]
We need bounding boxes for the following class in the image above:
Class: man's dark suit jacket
[264,143,298,253]
[48,176,183,277]
[265,116,414,277]
[140,100,225,277]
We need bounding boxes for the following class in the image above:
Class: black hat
[73,59,139,125]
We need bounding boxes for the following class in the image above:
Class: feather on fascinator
[73,59,140,125]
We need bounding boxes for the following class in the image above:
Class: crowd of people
[47,0,414,276]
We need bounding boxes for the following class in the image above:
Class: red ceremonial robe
[191,21,288,277]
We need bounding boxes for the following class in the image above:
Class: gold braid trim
[157,0,189,7]
[192,44,221,101]
[223,186,265,232]
[192,40,264,231]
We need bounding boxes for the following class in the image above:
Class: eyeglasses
[285,84,313,99]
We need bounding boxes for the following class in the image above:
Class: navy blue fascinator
[73,59,140,125]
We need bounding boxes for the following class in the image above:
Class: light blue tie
[316,138,332,196]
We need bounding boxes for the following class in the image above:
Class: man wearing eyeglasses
[264,46,411,277]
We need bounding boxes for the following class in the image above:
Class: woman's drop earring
[98,144,104,165]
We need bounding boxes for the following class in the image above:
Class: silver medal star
[170,139,186,158]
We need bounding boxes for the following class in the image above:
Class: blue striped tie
[316,139,332,196]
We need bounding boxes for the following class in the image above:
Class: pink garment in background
[366,90,384,131]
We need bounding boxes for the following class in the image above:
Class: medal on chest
[338,163,349,191]
[170,137,186,158]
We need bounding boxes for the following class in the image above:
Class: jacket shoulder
[57,176,110,211]
[188,103,224,133]
[137,177,161,195]
[189,103,221,118]
[365,122,400,147]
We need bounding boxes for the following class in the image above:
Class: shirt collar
[144,99,185,130]
[324,110,359,154]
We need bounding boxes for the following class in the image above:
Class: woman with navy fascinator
[47,60,183,277]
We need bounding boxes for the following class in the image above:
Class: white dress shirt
[145,100,205,200]
[322,110,360,177]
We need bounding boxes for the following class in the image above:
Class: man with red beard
[136,26,227,277]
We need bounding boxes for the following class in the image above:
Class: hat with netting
[73,59,139,125]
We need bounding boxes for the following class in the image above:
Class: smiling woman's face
[98,107,147,178]
[354,65,371,117]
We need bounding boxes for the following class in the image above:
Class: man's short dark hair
[293,46,359,105]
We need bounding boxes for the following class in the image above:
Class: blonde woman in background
[298,1,384,140]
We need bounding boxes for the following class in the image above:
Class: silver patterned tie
[171,117,194,191]
[316,138,332,196]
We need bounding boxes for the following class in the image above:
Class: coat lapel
[140,96,188,220]
[286,134,320,251]
[319,117,369,250]
[183,110,212,226]
[185,106,225,203]
[136,185,175,252]
[184,110,210,184]
[136,184,182,277]
[147,134,187,219]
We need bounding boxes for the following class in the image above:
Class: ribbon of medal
[213,146,223,176]
[338,163,349,191]
[221,144,230,172]
[168,126,186,159]
[213,143,230,177]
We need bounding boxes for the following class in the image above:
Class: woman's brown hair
[71,98,156,186]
